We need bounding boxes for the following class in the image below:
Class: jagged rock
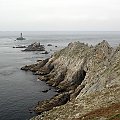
[21,58,49,72]
[21,64,38,71]
[37,76,48,81]
[22,42,45,51]
[70,84,85,99]
[34,92,70,114]
[25,40,120,120]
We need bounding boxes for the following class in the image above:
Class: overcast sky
[0,0,120,31]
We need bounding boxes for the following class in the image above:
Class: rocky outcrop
[34,92,70,114]
[21,40,120,120]
[21,58,49,72]
[22,42,45,51]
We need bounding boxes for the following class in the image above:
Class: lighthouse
[16,33,26,40]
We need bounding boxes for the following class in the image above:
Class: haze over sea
[0,31,120,120]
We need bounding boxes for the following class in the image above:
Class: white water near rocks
[0,31,120,120]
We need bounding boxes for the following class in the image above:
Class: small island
[16,33,26,40]
[22,42,45,51]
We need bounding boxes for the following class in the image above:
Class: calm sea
[0,31,120,120]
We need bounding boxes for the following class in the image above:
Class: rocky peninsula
[21,40,120,120]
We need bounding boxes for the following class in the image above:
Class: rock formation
[22,42,45,51]
[21,40,120,120]
[13,45,26,48]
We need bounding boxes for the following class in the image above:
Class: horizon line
[0,30,120,32]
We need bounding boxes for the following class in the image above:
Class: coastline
[21,40,120,120]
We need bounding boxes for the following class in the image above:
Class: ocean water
[0,31,120,120]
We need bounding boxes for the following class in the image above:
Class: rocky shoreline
[21,40,120,120]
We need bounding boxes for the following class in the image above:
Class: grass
[108,114,120,120]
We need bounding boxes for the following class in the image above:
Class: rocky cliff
[22,40,120,120]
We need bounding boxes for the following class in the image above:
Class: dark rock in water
[34,92,70,114]
[41,51,49,54]
[55,46,57,47]
[42,88,51,93]
[22,42,45,51]
[13,45,26,48]
[16,37,25,40]
[16,33,26,40]
[47,44,52,46]
[21,65,33,71]
[42,89,49,93]
[37,59,42,62]
[28,109,33,114]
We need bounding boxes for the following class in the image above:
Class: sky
[0,0,120,31]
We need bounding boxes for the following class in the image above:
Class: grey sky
[0,0,120,31]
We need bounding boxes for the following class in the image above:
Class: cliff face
[25,40,120,120]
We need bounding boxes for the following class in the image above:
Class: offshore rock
[41,51,49,54]
[13,45,26,48]
[22,42,45,51]
[47,44,52,46]
[26,40,120,120]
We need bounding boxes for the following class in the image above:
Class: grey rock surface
[21,40,120,120]
[22,42,45,51]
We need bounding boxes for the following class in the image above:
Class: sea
[0,31,120,120]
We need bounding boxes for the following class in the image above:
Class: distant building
[16,33,26,40]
